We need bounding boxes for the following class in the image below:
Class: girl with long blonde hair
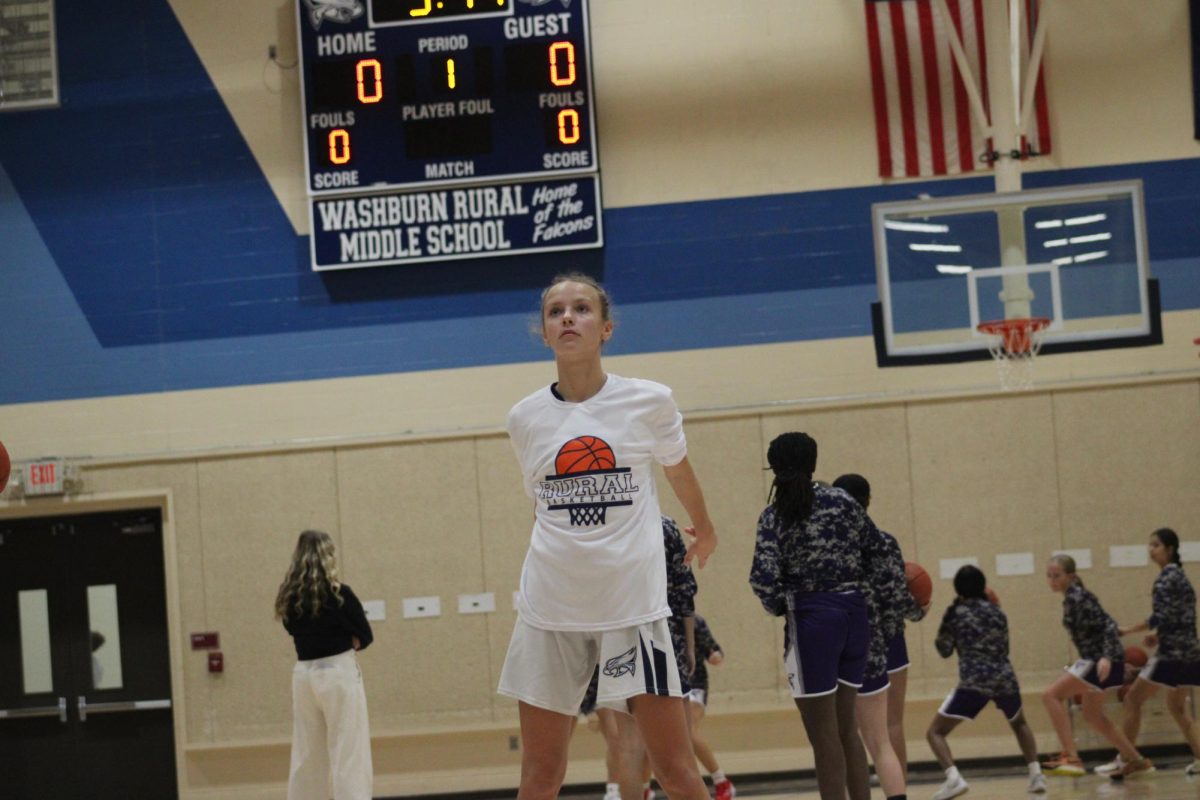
[276,530,374,800]
[1041,554,1152,780]
[498,273,717,800]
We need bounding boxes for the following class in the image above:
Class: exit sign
[25,459,65,496]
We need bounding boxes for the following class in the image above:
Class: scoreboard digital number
[298,0,602,270]
[297,0,598,193]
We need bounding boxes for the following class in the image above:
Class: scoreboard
[297,0,603,270]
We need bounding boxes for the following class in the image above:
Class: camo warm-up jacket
[935,597,1020,696]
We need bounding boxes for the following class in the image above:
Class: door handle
[0,697,68,723]
[77,696,171,722]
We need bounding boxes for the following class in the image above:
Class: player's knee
[521,751,568,794]
[650,756,701,796]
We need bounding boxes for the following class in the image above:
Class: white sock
[945,766,962,783]
[605,783,620,797]
[1028,761,1042,777]
[712,770,726,784]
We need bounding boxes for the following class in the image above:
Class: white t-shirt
[506,374,688,631]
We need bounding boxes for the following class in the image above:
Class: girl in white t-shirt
[498,273,717,800]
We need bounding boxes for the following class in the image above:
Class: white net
[978,318,1049,391]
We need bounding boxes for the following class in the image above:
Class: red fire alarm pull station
[208,652,223,673]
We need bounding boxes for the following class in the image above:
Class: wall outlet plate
[458,593,495,614]
[403,596,441,618]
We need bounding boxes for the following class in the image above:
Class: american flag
[865,0,1051,179]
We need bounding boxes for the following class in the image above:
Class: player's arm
[934,609,956,658]
[750,512,786,616]
[663,456,716,568]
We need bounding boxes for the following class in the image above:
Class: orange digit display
[356,59,383,103]
[549,41,576,87]
[557,109,580,144]
[328,129,352,164]
[446,58,457,89]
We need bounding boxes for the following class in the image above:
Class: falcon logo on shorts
[537,435,639,527]
[603,646,638,678]
[303,0,364,30]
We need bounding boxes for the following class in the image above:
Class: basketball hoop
[977,317,1051,391]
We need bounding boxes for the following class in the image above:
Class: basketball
[555,436,616,474]
[905,562,932,607]
[0,439,9,494]
[985,587,1000,606]
[1125,645,1148,668]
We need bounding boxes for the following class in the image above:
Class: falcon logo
[603,646,638,678]
[304,0,364,30]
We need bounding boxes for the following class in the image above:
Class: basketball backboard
[872,180,1160,365]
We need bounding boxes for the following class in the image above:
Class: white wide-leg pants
[288,650,373,800]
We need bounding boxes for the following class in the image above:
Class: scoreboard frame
[295,0,601,197]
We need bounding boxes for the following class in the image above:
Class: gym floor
[730,756,1199,799]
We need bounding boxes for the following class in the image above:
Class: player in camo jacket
[831,473,918,800]
[1041,554,1152,779]
[925,565,1044,799]
[750,433,882,800]
[1114,528,1200,777]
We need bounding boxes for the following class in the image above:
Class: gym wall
[1,1,1198,796]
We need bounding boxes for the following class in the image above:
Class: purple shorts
[859,631,909,695]
[886,631,910,673]
[784,591,869,698]
[939,687,1023,722]
[1140,656,1200,688]
[859,670,891,695]
[1067,658,1125,691]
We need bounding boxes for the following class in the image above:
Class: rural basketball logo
[537,435,638,526]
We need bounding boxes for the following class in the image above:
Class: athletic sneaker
[714,778,736,800]
[1041,752,1085,776]
[1027,773,1047,794]
[1110,757,1155,780]
[603,788,620,800]
[1186,760,1200,776]
[643,788,654,800]
[932,772,969,800]
[1094,755,1123,775]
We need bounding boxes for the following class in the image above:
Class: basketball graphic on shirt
[555,436,616,474]
[538,434,638,527]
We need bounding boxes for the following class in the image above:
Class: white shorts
[688,688,707,707]
[498,616,684,716]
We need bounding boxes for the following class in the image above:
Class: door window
[17,589,52,694]
[86,584,123,691]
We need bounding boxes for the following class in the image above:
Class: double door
[0,509,177,798]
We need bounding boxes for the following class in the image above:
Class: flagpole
[986,0,1033,320]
